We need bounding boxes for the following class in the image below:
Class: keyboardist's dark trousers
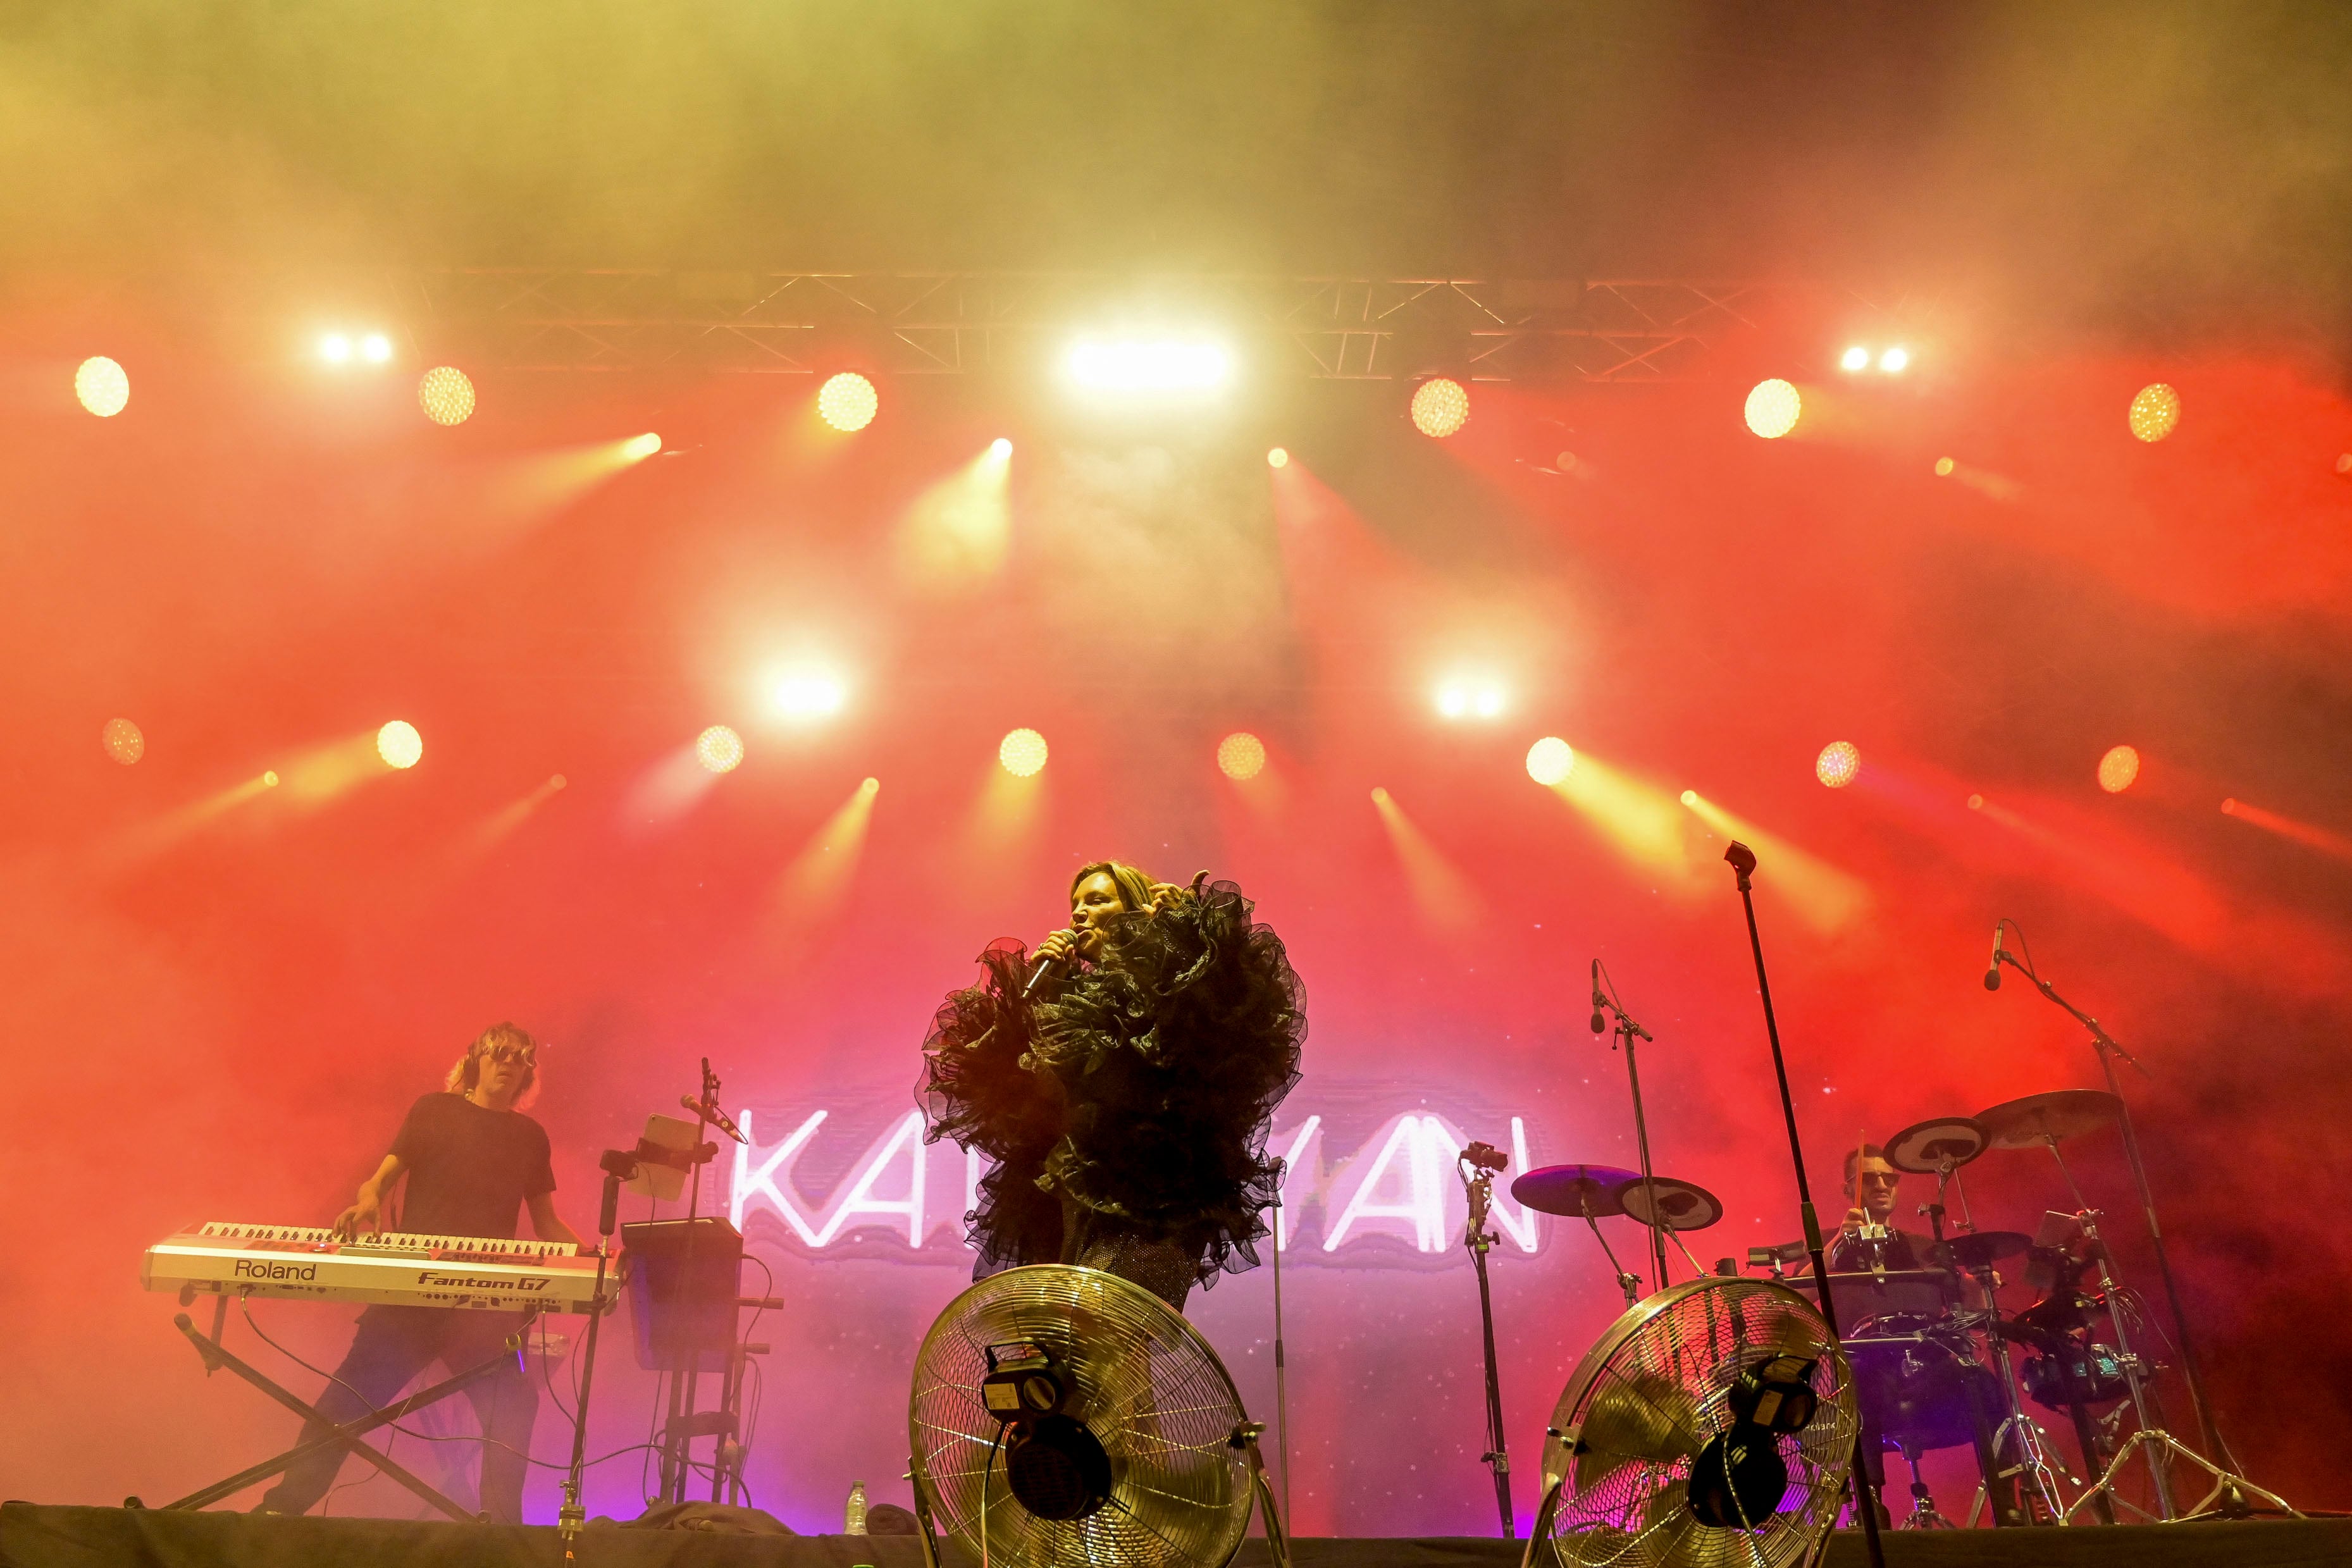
[260,1305,537,1522]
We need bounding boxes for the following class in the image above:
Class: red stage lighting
[1814,741,1860,788]
[2129,383,2181,442]
[1216,732,1266,781]
[1745,380,1801,438]
[101,717,144,764]
[1409,378,1470,439]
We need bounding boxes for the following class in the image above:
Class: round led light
[999,728,1048,778]
[377,720,424,770]
[418,366,476,426]
[1814,741,1860,788]
[2129,383,2181,443]
[2097,744,2141,794]
[696,725,745,774]
[1410,378,1470,439]
[1266,447,1289,469]
[1216,732,1266,781]
[101,717,145,764]
[1745,380,1802,439]
[1840,346,1871,373]
[817,371,880,433]
[1525,737,1575,786]
[76,357,130,417]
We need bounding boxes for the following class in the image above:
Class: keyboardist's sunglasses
[480,1044,536,1067]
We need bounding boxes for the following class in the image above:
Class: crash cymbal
[1613,1175,1724,1232]
[1944,1230,2031,1271]
[1885,1115,1988,1175]
[1974,1089,2122,1149]
[1509,1163,1642,1219]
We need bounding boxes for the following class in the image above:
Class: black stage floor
[4,1505,2346,1568]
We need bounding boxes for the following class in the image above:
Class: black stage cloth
[4,1504,2347,1568]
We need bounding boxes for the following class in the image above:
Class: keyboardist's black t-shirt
[387,1092,557,1240]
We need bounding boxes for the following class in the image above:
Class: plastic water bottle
[845,1479,869,1535]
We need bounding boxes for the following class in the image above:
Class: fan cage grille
[1543,1279,1857,1568]
[912,1265,1254,1568]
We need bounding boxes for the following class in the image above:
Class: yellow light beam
[774,777,882,932]
[1546,750,1705,889]
[1681,791,1871,934]
[469,774,567,854]
[1370,786,1481,932]
[898,442,1013,595]
[99,769,280,867]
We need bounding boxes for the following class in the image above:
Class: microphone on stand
[1590,958,1607,1035]
[1983,923,2006,991]
[680,1094,750,1146]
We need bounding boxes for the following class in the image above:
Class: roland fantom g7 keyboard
[142,1221,622,1314]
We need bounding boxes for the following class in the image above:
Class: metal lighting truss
[390,269,1891,381]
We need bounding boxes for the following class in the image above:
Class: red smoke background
[2,323,2349,1533]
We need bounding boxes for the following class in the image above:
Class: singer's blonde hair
[443,1022,542,1109]
[1070,861,1160,912]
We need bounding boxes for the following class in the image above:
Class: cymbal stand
[1456,1150,1514,1539]
[1578,1194,1642,1308]
[1991,947,2286,1523]
[1960,1252,2065,1526]
[1723,842,1886,1568]
[1590,961,1668,1293]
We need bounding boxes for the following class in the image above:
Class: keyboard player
[257,1023,581,1522]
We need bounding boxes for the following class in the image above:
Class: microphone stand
[1991,945,2297,1520]
[1458,1149,1514,1539]
[1592,965,1669,1293]
[1723,842,1886,1568]
[560,1145,641,1559]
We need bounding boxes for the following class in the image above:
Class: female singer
[920,862,1305,1311]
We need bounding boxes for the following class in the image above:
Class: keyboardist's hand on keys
[332,1201,381,1241]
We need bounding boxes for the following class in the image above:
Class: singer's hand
[1036,929,1082,967]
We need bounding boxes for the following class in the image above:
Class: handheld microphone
[680,1094,750,1146]
[1590,958,1607,1035]
[1983,923,2005,992]
[1022,951,1067,1000]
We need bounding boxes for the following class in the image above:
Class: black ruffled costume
[920,880,1305,1310]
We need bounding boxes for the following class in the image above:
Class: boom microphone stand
[1723,842,1886,1568]
[1590,961,1669,1292]
[1458,1142,1516,1539]
[1990,937,2296,1520]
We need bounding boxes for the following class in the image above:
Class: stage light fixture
[1267,447,1289,469]
[999,728,1048,778]
[2335,454,2351,476]
[1934,457,1955,476]
[817,371,880,433]
[1525,738,1575,786]
[264,770,280,787]
[1967,793,1984,811]
[2129,383,2181,443]
[1814,741,1860,789]
[1216,732,1266,781]
[418,366,476,426]
[1745,379,1802,438]
[102,717,145,764]
[319,334,352,363]
[1840,346,1870,372]
[361,333,393,364]
[1065,338,1233,393]
[2097,744,2141,793]
[989,438,1013,459]
[696,725,745,774]
[1679,789,1698,806]
[1409,377,1470,439]
[377,721,424,770]
[772,674,846,720]
[622,432,663,460]
[1879,346,1909,373]
[75,356,129,417]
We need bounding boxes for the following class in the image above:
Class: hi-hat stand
[1724,842,1888,1568]
[1990,939,2298,1522]
[1457,1141,1515,1540]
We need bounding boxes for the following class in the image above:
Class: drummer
[1829,1144,1945,1273]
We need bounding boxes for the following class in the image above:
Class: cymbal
[1974,1090,2122,1149]
[1944,1230,2031,1271]
[1509,1164,1642,1219]
[1885,1116,1988,1175]
[1614,1175,1724,1233]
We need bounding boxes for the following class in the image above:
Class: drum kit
[1508,1085,2295,1529]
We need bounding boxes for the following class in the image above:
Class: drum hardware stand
[1991,944,2286,1520]
[153,1299,536,1521]
[1590,960,1669,1293]
[1893,1441,1954,1529]
[1722,843,1888,1568]
[1456,1142,1515,1539]
[1927,1157,2063,1527]
[1585,1197,1643,1308]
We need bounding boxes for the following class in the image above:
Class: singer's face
[1848,1157,1900,1221]
[1070,871,1127,959]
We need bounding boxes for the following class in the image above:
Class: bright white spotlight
[76,357,130,417]
[361,333,393,364]
[1879,346,1909,373]
[1840,345,1871,372]
[772,674,846,720]
[1065,338,1234,393]
[1437,686,1470,719]
[622,432,663,460]
[377,720,424,770]
[989,438,1013,459]
[319,334,352,363]
[1473,688,1505,718]
[1525,738,1574,786]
